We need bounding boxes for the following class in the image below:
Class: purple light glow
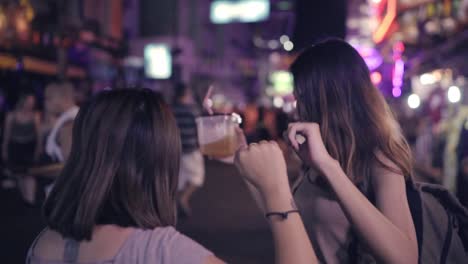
[392,88,402,97]
[392,59,404,97]
[353,45,383,71]
[390,41,405,98]
[392,60,404,87]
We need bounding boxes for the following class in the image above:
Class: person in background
[245,106,273,143]
[172,83,205,217]
[288,39,418,263]
[38,110,57,163]
[441,106,468,193]
[254,106,273,141]
[44,82,78,163]
[2,92,41,204]
[412,117,443,183]
[28,82,79,195]
[27,89,317,264]
[243,103,260,143]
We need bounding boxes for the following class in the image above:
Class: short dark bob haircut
[44,88,181,241]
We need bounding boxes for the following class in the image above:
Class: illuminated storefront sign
[210,0,270,24]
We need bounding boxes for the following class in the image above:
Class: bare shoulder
[372,151,406,187]
[33,229,64,259]
[374,151,404,174]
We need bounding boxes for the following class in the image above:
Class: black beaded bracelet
[265,210,300,220]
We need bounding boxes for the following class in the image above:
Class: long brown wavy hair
[291,39,412,188]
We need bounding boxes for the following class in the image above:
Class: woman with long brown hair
[287,39,418,263]
[27,89,317,264]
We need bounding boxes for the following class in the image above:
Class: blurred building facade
[124,0,297,106]
[346,0,468,192]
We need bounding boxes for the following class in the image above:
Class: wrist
[261,189,295,213]
[317,159,342,180]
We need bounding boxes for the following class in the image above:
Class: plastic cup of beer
[196,114,242,158]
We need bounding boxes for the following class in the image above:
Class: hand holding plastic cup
[196,113,242,159]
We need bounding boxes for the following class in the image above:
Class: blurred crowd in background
[0,78,467,207]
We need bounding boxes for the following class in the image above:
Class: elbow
[406,237,419,264]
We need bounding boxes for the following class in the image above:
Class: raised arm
[204,132,317,264]
[288,122,418,264]
[234,141,317,264]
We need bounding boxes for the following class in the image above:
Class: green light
[277,1,292,11]
[270,71,294,95]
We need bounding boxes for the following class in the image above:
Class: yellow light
[20,0,35,21]
[16,16,29,34]
[0,12,6,30]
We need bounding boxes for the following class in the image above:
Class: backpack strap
[406,179,424,261]
[440,212,454,264]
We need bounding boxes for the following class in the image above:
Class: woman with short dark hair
[27,89,317,264]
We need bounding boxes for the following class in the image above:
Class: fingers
[235,140,282,174]
[295,134,306,145]
[287,122,320,150]
[234,127,248,166]
[236,140,280,158]
[287,124,300,151]
[234,140,289,195]
[234,144,248,165]
[249,140,278,149]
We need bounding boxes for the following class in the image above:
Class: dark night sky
[293,0,347,51]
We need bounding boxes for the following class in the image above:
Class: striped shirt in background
[172,103,200,154]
